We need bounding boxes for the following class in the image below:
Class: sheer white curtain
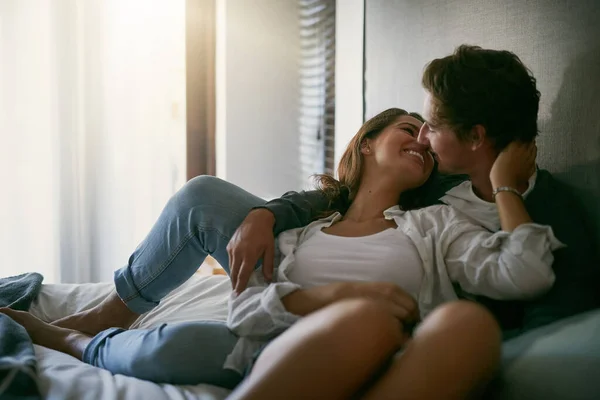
[0,0,186,283]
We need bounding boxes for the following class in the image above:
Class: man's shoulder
[420,172,469,206]
[527,168,597,261]
[528,168,553,192]
[527,169,586,215]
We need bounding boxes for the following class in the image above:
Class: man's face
[417,93,474,174]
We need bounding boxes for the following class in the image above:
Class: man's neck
[463,150,496,202]
[470,170,495,202]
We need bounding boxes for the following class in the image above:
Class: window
[298,0,336,187]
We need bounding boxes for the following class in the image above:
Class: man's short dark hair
[422,45,541,151]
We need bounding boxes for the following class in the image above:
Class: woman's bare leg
[228,299,407,400]
[361,300,501,400]
[229,300,500,400]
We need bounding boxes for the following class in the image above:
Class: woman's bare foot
[51,292,140,335]
[0,307,91,360]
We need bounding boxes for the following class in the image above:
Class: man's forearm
[258,190,330,235]
[494,191,533,232]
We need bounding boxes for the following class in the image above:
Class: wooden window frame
[186,0,216,179]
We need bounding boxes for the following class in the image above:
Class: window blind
[298,0,336,188]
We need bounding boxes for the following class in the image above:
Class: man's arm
[228,189,330,293]
[256,189,331,235]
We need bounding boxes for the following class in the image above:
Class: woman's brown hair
[313,108,433,216]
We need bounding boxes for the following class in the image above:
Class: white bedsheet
[28,275,233,400]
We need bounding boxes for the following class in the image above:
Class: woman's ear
[469,124,487,150]
[360,138,372,155]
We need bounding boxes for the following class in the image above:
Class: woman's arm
[227,282,302,340]
[228,278,419,341]
[283,282,419,321]
[281,284,342,316]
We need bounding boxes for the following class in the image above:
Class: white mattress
[28,274,233,400]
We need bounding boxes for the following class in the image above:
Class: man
[229,45,599,335]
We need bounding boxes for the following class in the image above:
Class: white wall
[216,0,301,199]
[334,0,364,171]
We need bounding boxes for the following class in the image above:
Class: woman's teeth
[404,149,424,164]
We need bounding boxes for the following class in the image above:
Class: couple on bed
[2,44,598,399]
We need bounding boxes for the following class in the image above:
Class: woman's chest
[322,218,398,237]
[286,228,424,298]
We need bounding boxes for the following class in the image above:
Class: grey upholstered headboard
[365,0,600,245]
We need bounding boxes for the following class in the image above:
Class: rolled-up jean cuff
[82,327,125,366]
[113,267,158,314]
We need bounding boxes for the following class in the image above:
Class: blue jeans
[82,176,266,388]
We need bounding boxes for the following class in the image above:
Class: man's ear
[469,125,487,150]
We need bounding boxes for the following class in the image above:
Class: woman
[1,108,560,398]
[224,108,558,399]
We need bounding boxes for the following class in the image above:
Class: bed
[28,274,234,400]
